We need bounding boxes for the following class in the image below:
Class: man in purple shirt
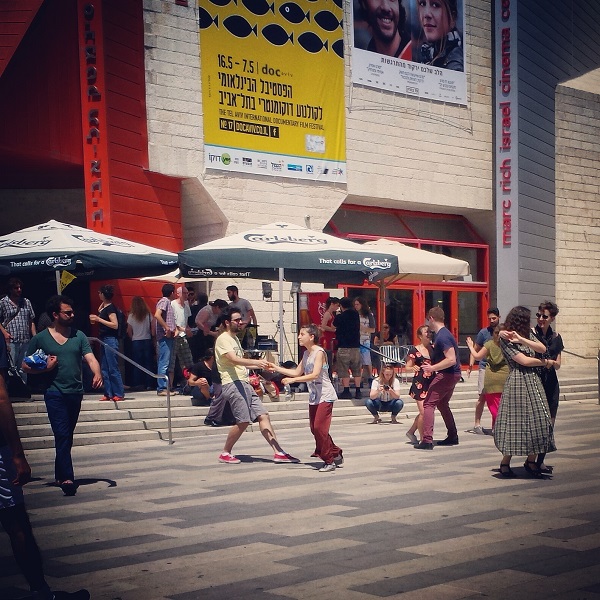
[155,284,176,395]
[415,306,462,450]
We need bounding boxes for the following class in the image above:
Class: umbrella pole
[279,268,284,363]
[55,270,60,294]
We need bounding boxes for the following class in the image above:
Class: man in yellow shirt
[214,308,299,465]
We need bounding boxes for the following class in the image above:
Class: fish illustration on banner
[262,23,293,46]
[241,0,275,16]
[279,2,309,24]
[199,0,346,182]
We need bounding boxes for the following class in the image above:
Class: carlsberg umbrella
[0,221,178,284]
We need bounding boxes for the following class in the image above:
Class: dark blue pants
[131,338,155,388]
[44,391,83,483]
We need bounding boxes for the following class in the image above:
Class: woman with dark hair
[354,296,375,383]
[127,296,155,391]
[89,284,125,401]
[271,324,342,473]
[405,325,433,444]
[532,300,563,472]
[494,306,554,477]
[415,0,464,71]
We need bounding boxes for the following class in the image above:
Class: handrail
[88,337,173,445]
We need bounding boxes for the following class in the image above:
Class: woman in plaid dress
[494,306,556,478]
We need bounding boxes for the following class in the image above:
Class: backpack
[115,306,128,339]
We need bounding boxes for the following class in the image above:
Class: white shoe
[473,425,484,435]
[406,431,418,444]
[319,463,336,473]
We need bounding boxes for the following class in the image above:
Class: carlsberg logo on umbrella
[243,233,327,245]
[363,257,393,271]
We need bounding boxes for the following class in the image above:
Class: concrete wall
[555,77,600,365]
[142,0,494,346]
[517,0,600,309]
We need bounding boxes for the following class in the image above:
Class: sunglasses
[535,313,550,320]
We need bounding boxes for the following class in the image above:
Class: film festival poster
[351,0,467,105]
[198,0,347,182]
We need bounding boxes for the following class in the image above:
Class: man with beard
[360,0,411,58]
[214,308,298,465]
[22,295,102,496]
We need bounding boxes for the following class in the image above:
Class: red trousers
[309,402,342,464]
[484,392,501,429]
[422,372,461,444]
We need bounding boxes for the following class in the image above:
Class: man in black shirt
[333,297,362,399]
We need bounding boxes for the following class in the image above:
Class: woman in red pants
[271,324,342,473]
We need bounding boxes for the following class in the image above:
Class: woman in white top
[272,324,342,472]
[366,364,404,424]
[126,296,155,390]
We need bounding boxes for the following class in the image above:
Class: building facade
[0,0,597,364]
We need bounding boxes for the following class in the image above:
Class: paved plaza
[2,398,600,600]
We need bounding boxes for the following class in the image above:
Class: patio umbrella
[362,239,470,323]
[0,220,179,289]
[363,239,470,283]
[179,222,398,359]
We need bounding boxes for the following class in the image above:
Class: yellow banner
[59,270,76,292]
[199,0,346,182]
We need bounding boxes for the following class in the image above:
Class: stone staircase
[12,371,599,450]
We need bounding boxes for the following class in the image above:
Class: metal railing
[88,337,174,445]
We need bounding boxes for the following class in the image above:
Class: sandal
[523,460,543,478]
[369,417,382,424]
[499,463,516,477]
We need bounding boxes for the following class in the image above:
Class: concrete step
[12,374,598,450]
[17,418,149,439]
[21,429,160,450]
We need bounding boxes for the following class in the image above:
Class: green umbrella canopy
[179,222,398,285]
[0,220,178,279]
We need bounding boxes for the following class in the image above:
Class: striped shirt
[0,296,35,343]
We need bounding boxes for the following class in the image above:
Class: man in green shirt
[23,295,102,496]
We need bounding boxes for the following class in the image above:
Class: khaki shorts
[336,347,362,377]
[221,381,268,424]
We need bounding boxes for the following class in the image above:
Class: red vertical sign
[77,0,112,232]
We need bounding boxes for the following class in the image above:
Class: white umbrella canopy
[363,239,470,327]
[0,220,178,281]
[363,239,470,283]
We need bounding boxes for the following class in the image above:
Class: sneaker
[112,396,124,402]
[473,425,484,435]
[436,437,459,446]
[273,452,300,463]
[333,453,344,467]
[319,462,336,473]
[204,418,221,427]
[354,388,362,399]
[218,452,241,464]
[100,395,111,401]
[406,431,418,444]
[414,441,434,450]
[338,390,352,399]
